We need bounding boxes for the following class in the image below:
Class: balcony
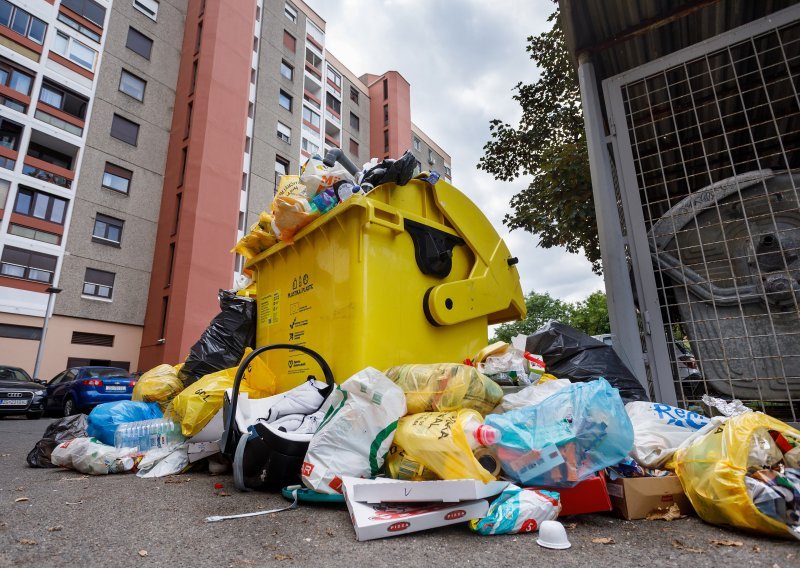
[303,89,321,110]
[324,132,339,148]
[23,129,78,189]
[34,80,88,137]
[0,117,22,170]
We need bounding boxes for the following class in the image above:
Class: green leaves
[478,5,600,274]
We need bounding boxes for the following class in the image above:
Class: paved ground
[0,417,797,567]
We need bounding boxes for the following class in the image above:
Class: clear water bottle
[114,418,184,453]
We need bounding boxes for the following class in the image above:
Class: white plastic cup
[536,520,571,550]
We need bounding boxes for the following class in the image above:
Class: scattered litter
[48,526,63,532]
[564,522,577,530]
[14,497,29,503]
[138,550,148,557]
[274,554,292,561]
[18,539,36,546]
[65,500,83,506]
[536,520,571,549]
[752,545,761,553]
[165,477,191,484]
[15,486,25,491]
[205,491,298,522]
[709,539,743,547]
[591,537,615,544]
[645,503,685,521]
[672,539,703,553]
[61,475,90,481]
[214,483,224,490]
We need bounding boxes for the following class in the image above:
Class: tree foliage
[478,8,601,273]
[492,290,610,343]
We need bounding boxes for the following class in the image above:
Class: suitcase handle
[221,344,335,455]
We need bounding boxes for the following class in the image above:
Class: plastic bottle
[463,415,501,450]
[114,418,184,453]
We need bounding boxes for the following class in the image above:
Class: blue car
[44,366,136,417]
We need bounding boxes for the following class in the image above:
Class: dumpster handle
[220,344,335,456]
[365,201,404,234]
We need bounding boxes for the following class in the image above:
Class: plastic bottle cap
[474,424,500,446]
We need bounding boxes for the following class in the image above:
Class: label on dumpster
[260,290,280,326]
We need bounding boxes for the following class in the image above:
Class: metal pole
[576,54,652,394]
[32,287,61,380]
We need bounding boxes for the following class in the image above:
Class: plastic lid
[473,424,500,446]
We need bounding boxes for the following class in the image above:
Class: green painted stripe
[369,420,398,476]
[317,389,347,432]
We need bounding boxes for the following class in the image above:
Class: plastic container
[114,418,185,453]
[536,520,571,549]
[247,178,526,391]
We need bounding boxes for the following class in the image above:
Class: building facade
[0,0,451,379]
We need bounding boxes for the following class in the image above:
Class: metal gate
[604,5,800,421]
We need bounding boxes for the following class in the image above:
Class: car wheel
[63,397,76,417]
[26,412,44,420]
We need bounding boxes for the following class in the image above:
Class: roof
[411,122,451,164]
[559,0,800,83]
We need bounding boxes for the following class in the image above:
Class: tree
[569,290,611,336]
[492,291,574,343]
[478,7,601,273]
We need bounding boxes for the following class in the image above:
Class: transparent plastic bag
[385,363,503,416]
[384,444,439,481]
[51,437,135,475]
[486,378,633,487]
[87,401,163,446]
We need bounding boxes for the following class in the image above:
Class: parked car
[44,367,136,417]
[0,365,47,419]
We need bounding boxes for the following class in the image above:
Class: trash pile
[26,150,800,544]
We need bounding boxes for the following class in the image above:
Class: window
[57,12,100,43]
[252,36,258,52]
[383,130,389,153]
[350,86,359,105]
[159,296,168,338]
[247,102,253,119]
[1,246,57,283]
[428,149,435,165]
[444,165,452,178]
[275,155,289,176]
[283,30,295,52]
[284,2,297,22]
[305,47,321,71]
[110,114,139,145]
[383,104,389,126]
[119,69,146,101]
[280,60,293,81]
[82,267,115,299]
[102,163,132,194]
[307,21,323,45]
[172,192,181,233]
[278,90,292,111]
[92,213,123,245]
[184,102,193,138]
[277,122,291,144]
[326,92,340,116]
[383,78,388,100]
[71,331,114,346]
[0,177,8,206]
[14,186,68,224]
[303,90,320,110]
[327,66,341,89]
[190,60,198,93]
[52,31,97,71]
[166,242,174,285]
[60,0,106,28]
[195,22,202,53]
[126,27,152,59]
[132,0,159,21]
[0,1,46,44]
[0,118,22,154]
[178,147,187,186]
[36,80,88,135]
[302,106,320,128]
[349,138,358,156]
[0,323,41,341]
[413,137,421,151]
[9,223,61,245]
[301,137,319,155]
[349,112,359,132]
[244,136,251,154]
[0,59,32,112]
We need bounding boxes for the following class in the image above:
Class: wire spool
[474,447,502,477]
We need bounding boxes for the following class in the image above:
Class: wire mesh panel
[606,13,800,421]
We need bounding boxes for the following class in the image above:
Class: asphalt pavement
[0,417,797,567]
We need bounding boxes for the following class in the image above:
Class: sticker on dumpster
[288,273,314,297]
[260,290,280,326]
[289,302,311,315]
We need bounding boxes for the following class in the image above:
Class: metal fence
[604,5,800,422]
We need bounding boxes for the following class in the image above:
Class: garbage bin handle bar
[223,344,335,455]
[364,200,404,234]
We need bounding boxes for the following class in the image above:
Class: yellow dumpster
[247,178,525,392]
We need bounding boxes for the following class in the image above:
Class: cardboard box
[187,441,220,463]
[606,475,694,520]
[532,472,612,517]
[351,478,508,504]
[342,477,489,541]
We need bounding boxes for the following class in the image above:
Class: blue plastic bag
[486,378,633,487]
[470,485,561,535]
[87,401,162,446]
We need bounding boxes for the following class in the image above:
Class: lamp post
[32,286,62,380]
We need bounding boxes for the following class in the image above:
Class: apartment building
[0,0,452,379]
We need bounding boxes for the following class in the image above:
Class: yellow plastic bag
[673,412,800,538]
[168,350,273,437]
[385,364,503,416]
[131,364,184,411]
[393,409,496,483]
[239,347,277,393]
[231,213,279,260]
[385,444,439,481]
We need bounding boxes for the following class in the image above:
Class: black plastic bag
[179,290,256,387]
[361,150,419,189]
[525,321,649,403]
[26,414,88,468]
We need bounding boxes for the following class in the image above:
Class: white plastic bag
[51,437,134,475]
[625,401,712,468]
[136,443,189,478]
[494,379,572,414]
[302,367,406,494]
[300,155,354,196]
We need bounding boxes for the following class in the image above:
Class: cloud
[308,0,604,303]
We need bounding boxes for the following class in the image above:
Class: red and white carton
[341,477,489,541]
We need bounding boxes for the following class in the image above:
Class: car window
[11,368,34,382]
[86,368,129,378]
[48,371,67,385]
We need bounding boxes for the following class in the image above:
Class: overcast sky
[307,0,604,303]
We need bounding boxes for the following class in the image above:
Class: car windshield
[0,367,34,382]
[85,368,129,379]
